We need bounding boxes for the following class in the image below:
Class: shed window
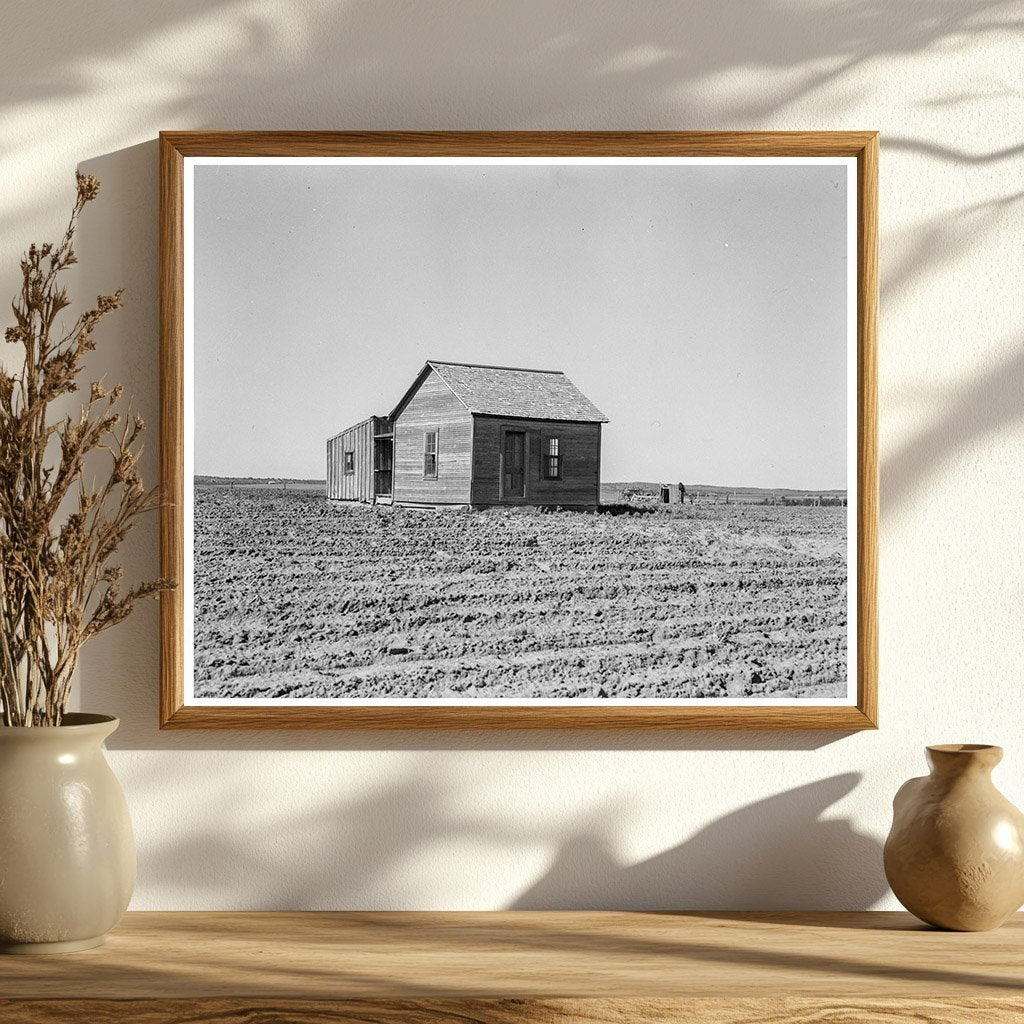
[423,430,438,479]
[543,437,561,480]
[343,450,355,475]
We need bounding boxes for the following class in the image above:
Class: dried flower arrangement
[0,174,171,726]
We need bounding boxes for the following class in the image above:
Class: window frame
[423,428,439,480]
[343,449,355,475]
[543,435,562,480]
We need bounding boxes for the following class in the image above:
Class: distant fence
[195,478,325,493]
[618,486,846,508]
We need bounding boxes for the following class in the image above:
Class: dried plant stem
[0,174,172,726]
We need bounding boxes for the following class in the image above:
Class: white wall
[2,0,1021,910]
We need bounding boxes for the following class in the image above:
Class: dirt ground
[192,488,848,699]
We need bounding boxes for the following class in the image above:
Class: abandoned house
[326,360,608,509]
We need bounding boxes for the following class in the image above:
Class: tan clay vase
[0,714,135,953]
[884,744,1024,931]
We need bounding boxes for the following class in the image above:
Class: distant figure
[677,482,685,504]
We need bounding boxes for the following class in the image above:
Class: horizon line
[194,473,847,494]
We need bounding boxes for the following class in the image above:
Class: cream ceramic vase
[0,713,135,953]
[884,744,1024,931]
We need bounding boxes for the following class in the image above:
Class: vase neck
[926,743,1002,780]
[0,714,119,750]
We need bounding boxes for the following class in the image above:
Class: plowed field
[192,488,848,699]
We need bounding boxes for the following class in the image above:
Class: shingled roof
[392,361,608,423]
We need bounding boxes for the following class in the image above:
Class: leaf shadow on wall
[882,336,1024,512]
[511,773,887,910]
[1,0,1016,173]
[130,760,886,911]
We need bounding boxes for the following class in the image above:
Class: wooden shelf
[0,911,1021,1022]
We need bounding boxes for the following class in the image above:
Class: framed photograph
[159,131,877,729]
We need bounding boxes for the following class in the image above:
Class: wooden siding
[471,417,601,507]
[393,369,473,504]
[326,419,374,501]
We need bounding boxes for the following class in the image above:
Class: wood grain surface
[159,132,185,731]
[159,130,879,157]
[1,911,1021,996]
[856,132,880,731]
[159,130,879,731]
[3,997,1023,1024]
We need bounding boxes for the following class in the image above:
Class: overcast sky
[193,160,849,489]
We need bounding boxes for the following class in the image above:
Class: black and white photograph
[178,149,864,714]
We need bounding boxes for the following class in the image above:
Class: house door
[502,431,526,499]
[374,438,393,497]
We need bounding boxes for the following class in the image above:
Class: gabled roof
[391,361,608,423]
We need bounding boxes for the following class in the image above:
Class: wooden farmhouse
[326,361,608,509]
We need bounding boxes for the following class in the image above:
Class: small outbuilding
[326,360,608,509]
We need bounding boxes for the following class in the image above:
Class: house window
[343,450,355,475]
[423,430,438,479]
[544,437,561,480]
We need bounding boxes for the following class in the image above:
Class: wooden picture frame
[160,131,878,730]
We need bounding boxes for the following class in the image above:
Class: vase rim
[0,713,118,733]
[927,743,1001,754]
